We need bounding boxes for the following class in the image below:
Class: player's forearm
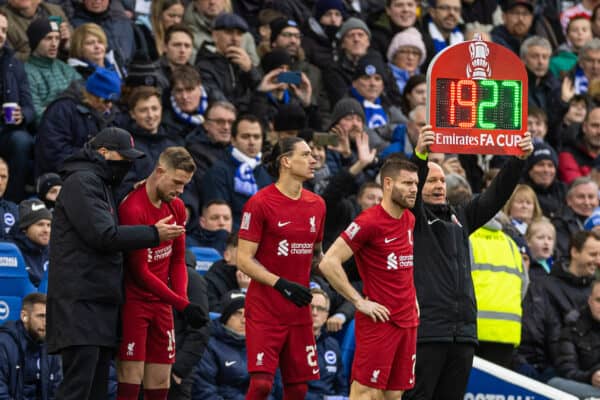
[319,256,362,305]
[237,255,279,287]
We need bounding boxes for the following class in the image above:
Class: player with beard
[116,147,208,400]
[319,158,420,400]
[237,136,326,400]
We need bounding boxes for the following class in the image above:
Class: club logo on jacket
[127,342,135,356]
[256,352,264,366]
[371,369,380,383]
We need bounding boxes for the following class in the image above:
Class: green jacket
[549,44,577,78]
[25,55,81,125]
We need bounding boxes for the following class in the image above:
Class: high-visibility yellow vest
[469,227,524,346]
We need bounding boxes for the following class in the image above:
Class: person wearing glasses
[387,28,427,93]
[34,66,121,177]
[420,0,464,70]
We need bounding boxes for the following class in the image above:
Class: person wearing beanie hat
[195,290,255,399]
[11,199,52,287]
[328,97,365,130]
[302,0,344,69]
[36,172,62,209]
[256,8,286,57]
[337,17,371,42]
[250,49,321,131]
[387,28,427,93]
[314,0,346,22]
[25,17,82,125]
[270,18,300,47]
[273,103,307,137]
[85,67,121,103]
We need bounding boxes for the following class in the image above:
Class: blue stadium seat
[0,242,37,322]
[340,319,355,380]
[38,269,49,294]
[189,246,222,275]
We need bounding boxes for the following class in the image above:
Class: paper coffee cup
[2,103,18,124]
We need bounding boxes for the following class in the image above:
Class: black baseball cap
[91,127,145,160]
[213,13,249,32]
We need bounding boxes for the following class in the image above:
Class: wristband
[415,150,428,160]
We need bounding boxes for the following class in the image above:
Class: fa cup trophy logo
[466,37,491,79]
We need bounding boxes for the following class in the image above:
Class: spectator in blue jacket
[34,66,121,177]
[192,291,281,399]
[0,293,62,400]
[307,288,349,400]
[0,158,19,241]
[10,199,51,287]
[201,114,272,230]
[0,11,35,203]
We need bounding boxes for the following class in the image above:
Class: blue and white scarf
[428,20,464,55]
[574,66,588,94]
[388,63,419,93]
[231,147,262,196]
[170,86,208,125]
[350,87,388,128]
[267,89,290,105]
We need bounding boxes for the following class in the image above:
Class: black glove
[183,303,208,328]
[274,278,312,307]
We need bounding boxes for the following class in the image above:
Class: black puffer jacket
[46,146,160,352]
[411,155,526,344]
[556,306,600,383]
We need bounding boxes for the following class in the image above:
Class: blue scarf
[388,63,418,93]
[428,19,464,55]
[231,147,262,196]
[351,87,388,128]
[170,86,208,125]
[267,89,290,106]
[574,66,588,94]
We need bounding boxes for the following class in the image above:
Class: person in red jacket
[116,147,207,400]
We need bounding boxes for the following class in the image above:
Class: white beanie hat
[387,27,427,66]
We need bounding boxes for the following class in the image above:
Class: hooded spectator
[36,173,62,210]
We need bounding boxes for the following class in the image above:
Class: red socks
[117,382,140,400]
[246,373,274,400]
[283,382,308,400]
[144,388,169,400]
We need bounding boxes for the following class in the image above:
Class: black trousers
[403,342,475,400]
[475,341,514,368]
[56,345,113,400]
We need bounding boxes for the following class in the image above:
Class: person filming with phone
[250,48,322,131]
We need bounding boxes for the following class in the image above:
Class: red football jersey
[341,204,418,328]
[119,184,189,311]
[238,184,326,325]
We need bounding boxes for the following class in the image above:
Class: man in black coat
[404,127,533,400]
[46,128,186,400]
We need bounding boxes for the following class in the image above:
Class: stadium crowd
[0,0,600,398]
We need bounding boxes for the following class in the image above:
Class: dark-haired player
[237,136,326,400]
[319,158,420,400]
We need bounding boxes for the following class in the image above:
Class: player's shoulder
[119,185,145,211]
[301,189,325,207]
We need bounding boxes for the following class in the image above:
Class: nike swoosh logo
[168,353,175,359]
[278,221,291,227]
[225,361,236,367]
[427,218,440,225]
[312,368,319,374]
[384,237,397,243]
[31,204,45,211]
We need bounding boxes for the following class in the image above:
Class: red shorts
[246,316,320,384]
[118,301,175,364]
[352,313,417,390]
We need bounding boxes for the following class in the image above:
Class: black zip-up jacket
[411,155,526,344]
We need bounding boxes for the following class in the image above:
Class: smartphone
[49,15,62,26]
[313,132,339,147]
[277,71,302,85]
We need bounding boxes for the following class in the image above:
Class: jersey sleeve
[119,198,189,311]
[169,199,189,301]
[316,197,326,243]
[237,195,265,243]
[340,212,371,254]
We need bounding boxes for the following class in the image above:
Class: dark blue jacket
[0,320,61,400]
[0,199,18,241]
[0,46,34,130]
[185,226,228,255]
[201,156,272,230]
[192,320,281,400]
[34,83,117,177]
[10,229,49,288]
[307,332,348,400]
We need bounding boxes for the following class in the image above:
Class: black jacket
[195,44,261,113]
[205,260,239,312]
[551,206,585,260]
[521,175,567,219]
[519,260,594,370]
[556,307,600,384]
[172,267,210,382]
[411,155,526,344]
[46,146,160,352]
